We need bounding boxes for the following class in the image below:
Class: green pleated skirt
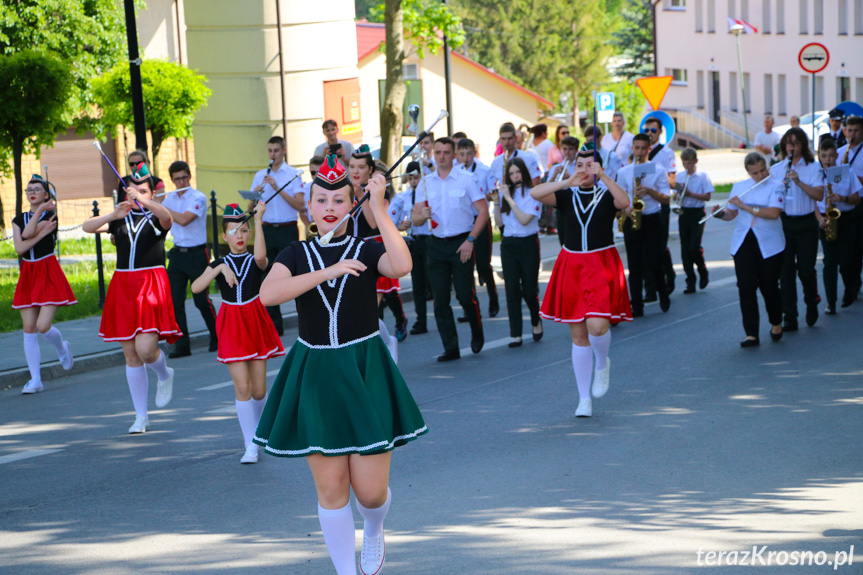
[253,335,428,457]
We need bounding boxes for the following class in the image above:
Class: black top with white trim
[209,252,263,304]
[275,235,386,348]
[13,211,56,261]
[555,187,617,252]
[108,210,167,270]
[347,206,380,240]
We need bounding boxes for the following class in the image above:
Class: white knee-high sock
[23,333,41,383]
[126,365,149,417]
[144,350,171,381]
[251,397,266,423]
[40,327,66,358]
[318,502,357,575]
[356,487,392,539]
[235,399,256,448]
[378,319,398,364]
[588,331,612,371]
[571,344,594,401]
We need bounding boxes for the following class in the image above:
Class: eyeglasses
[171,175,191,182]
[642,128,659,134]
[25,188,44,194]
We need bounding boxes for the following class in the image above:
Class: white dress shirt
[675,169,714,208]
[753,130,781,164]
[837,142,863,184]
[650,144,677,174]
[816,166,863,213]
[249,162,303,224]
[425,168,484,238]
[615,160,670,216]
[601,131,634,164]
[769,158,821,216]
[501,185,542,237]
[487,149,542,190]
[399,185,431,236]
[162,188,208,247]
[727,177,786,258]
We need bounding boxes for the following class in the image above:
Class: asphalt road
[2,217,862,575]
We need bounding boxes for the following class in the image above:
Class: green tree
[92,59,212,174]
[612,0,655,81]
[578,80,646,137]
[0,50,74,225]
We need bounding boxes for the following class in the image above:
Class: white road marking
[206,405,237,415]
[197,369,280,391]
[0,449,63,465]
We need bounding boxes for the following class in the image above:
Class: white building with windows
[655,0,863,145]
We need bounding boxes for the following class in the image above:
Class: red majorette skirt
[540,246,633,324]
[12,255,77,309]
[216,296,285,364]
[373,236,400,293]
[99,267,182,343]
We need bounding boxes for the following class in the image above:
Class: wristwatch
[467,235,475,243]
[752,206,760,215]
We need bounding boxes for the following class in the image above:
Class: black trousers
[780,213,819,319]
[408,235,430,326]
[379,291,406,326]
[262,224,298,333]
[678,207,707,288]
[167,246,218,351]
[500,234,541,338]
[733,231,783,337]
[473,219,498,302]
[852,205,863,294]
[645,203,675,296]
[428,234,482,352]
[623,212,667,311]
[819,213,858,305]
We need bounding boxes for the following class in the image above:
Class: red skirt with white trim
[99,267,182,343]
[540,246,632,324]
[216,297,285,364]
[12,256,77,309]
[372,236,400,293]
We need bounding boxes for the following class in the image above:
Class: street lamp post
[123,0,148,157]
[730,24,749,148]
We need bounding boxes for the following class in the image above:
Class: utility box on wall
[324,79,363,144]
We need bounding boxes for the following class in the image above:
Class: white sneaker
[592,358,610,398]
[240,445,259,464]
[128,416,150,434]
[59,341,74,370]
[360,530,385,575]
[155,367,174,408]
[575,398,592,417]
[21,380,44,394]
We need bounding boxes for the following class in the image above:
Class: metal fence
[676,108,747,149]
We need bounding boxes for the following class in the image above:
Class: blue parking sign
[597,92,615,112]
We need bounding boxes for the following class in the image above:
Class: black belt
[781,213,815,220]
[174,244,206,252]
[262,221,297,228]
[433,232,470,241]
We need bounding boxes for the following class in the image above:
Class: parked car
[773,110,830,151]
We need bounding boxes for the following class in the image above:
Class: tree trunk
[572,89,580,132]
[151,130,164,177]
[13,136,24,218]
[380,0,406,167]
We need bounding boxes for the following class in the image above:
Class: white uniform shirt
[460,160,491,195]
[601,131,634,164]
[161,188,208,247]
[425,167,484,238]
[754,130,781,164]
[313,139,355,168]
[398,185,431,236]
[816,166,863,213]
[837,142,863,185]
[769,158,821,216]
[547,159,576,183]
[675,169,714,208]
[615,160,670,216]
[387,192,408,226]
[599,149,624,181]
[501,185,542,237]
[649,144,677,175]
[487,149,542,190]
[727,177,786,258]
[249,162,303,224]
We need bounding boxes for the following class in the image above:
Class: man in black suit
[820,109,848,149]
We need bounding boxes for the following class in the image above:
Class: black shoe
[659,293,671,312]
[805,305,818,327]
[532,325,544,342]
[783,320,799,332]
[208,338,218,353]
[841,294,854,308]
[740,337,760,348]
[508,338,523,348]
[436,349,460,362]
[644,293,658,303]
[770,328,783,342]
[825,304,836,315]
[488,299,500,318]
[169,348,191,359]
[409,323,428,335]
[699,269,709,289]
[683,286,696,294]
[632,308,644,318]
[395,321,408,342]
[471,332,484,354]
[456,315,469,323]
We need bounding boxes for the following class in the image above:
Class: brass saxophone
[630,157,645,231]
[824,180,841,242]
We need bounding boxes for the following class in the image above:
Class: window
[777,0,786,33]
[856,0,863,34]
[857,78,863,105]
[708,0,716,31]
[666,0,686,8]
[763,0,772,32]
[815,75,824,110]
[778,74,787,115]
[697,70,705,108]
[741,0,749,20]
[670,68,689,84]
[799,0,808,33]
[764,74,773,113]
[800,75,809,112]
[839,0,848,34]
[731,71,739,111]
[744,72,752,112]
[814,0,823,33]
[838,77,851,102]
[403,63,419,80]
[696,0,704,31]
[729,0,736,18]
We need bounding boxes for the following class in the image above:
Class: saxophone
[630,156,645,231]
[824,180,841,242]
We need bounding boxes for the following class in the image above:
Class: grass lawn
[0,237,116,259]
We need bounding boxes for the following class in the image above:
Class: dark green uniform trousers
[780,213,820,320]
[408,235,430,327]
[678,207,707,289]
[262,223,298,334]
[167,246,218,352]
[428,233,483,352]
[473,219,499,307]
[500,234,541,338]
[819,213,858,306]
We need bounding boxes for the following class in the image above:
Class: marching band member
[815,138,861,315]
[548,135,580,246]
[249,136,304,335]
[710,153,785,347]
[488,123,543,190]
[191,203,285,464]
[414,137,488,361]
[255,161,425,575]
[675,148,713,293]
[160,160,218,358]
[769,127,823,330]
[83,163,180,433]
[836,115,863,305]
[119,149,164,203]
[491,157,544,348]
[531,145,631,418]
[617,133,672,316]
[12,175,76,394]
[301,155,324,232]
[643,117,677,298]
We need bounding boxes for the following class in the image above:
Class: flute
[699,176,773,224]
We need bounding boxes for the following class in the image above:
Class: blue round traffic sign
[639,110,676,145]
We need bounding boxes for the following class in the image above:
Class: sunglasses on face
[643,128,658,134]
[310,171,319,177]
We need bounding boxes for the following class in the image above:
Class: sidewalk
[0,233,566,387]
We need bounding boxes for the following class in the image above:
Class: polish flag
[727,17,758,34]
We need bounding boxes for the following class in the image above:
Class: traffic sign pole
[812,72,816,143]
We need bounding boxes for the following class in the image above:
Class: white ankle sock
[588,331,611,371]
[41,327,66,358]
[317,502,357,575]
[145,350,171,381]
[571,344,594,401]
[251,397,266,423]
[23,333,41,384]
[356,487,391,540]
[235,399,257,448]
[379,319,398,363]
[126,365,149,417]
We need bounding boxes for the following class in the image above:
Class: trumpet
[630,157,645,231]
[555,159,570,183]
[824,181,841,242]
[671,172,691,215]
[699,175,773,224]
